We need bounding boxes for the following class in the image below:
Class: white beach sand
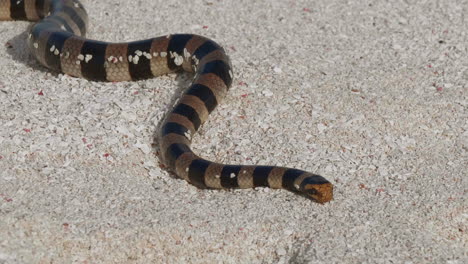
[0,0,466,263]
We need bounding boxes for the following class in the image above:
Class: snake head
[300,175,333,203]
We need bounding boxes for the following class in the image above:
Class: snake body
[1,0,333,203]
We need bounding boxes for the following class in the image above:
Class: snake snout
[301,175,333,203]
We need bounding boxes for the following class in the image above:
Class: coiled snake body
[1,0,333,203]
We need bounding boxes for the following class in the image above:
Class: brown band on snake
[60,35,85,78]
[24,0,39,20]
[103,43,130,82]
[1,0,333,203]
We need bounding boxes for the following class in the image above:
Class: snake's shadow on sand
[5,30,196,184]
[6,31,53,76]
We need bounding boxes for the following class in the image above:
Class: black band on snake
[0,0,333,203]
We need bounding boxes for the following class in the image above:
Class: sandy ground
[0,0,466,263]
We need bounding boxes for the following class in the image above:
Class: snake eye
[306,188,318,195]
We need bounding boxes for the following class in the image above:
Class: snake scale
[0,0,333,203]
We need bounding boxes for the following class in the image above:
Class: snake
[0,0,333,203]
